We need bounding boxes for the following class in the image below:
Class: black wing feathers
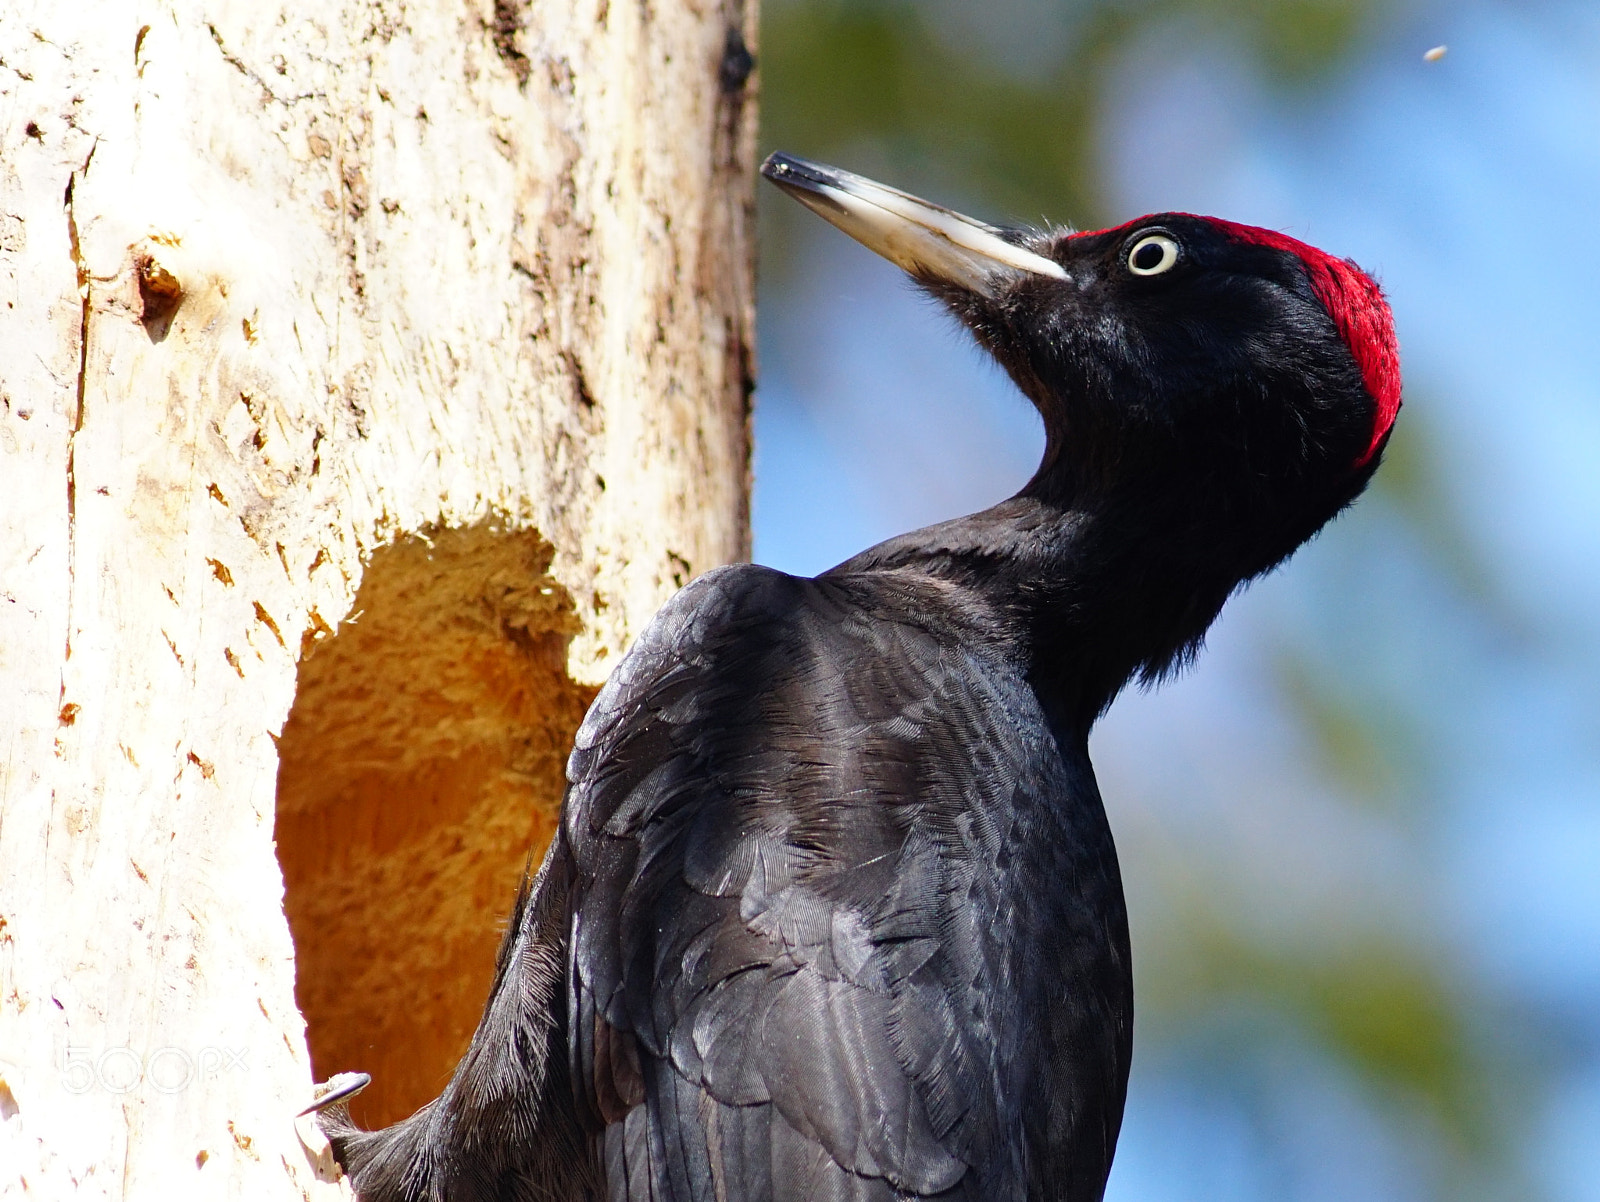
[566,565,1066,1201]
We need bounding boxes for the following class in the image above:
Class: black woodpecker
[315,152,1401,1202]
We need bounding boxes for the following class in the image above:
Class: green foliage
[761,0,1107,226]
[1274,648,1414,804]
[1217,0,1377,82]
[1136,890,1502,1162]
[759,0,1382,261]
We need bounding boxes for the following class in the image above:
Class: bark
[0,0,756,1195]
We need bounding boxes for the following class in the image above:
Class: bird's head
[763,153,1400,582]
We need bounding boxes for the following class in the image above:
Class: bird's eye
[1126,233,1180,277]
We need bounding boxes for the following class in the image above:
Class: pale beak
[761,152,1067,297]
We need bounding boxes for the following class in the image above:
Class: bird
[313,151,1401,1202]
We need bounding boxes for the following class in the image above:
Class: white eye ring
[1127,233,1180,276]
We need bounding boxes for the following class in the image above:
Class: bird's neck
[831,491,1247,732]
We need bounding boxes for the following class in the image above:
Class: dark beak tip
[760,150,812,180]
[760,151,832,193]
[759,152,850,216]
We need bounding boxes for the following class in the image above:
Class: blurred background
[749,1,1600,1198]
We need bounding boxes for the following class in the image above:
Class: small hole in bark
[136,252,183,342]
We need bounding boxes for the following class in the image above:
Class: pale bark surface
[0,0,755,1194]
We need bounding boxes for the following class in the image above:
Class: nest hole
[276,523,595,1127]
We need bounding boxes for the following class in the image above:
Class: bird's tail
[314,842,598,1201]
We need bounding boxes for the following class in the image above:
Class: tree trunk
[0,0,756,1195]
